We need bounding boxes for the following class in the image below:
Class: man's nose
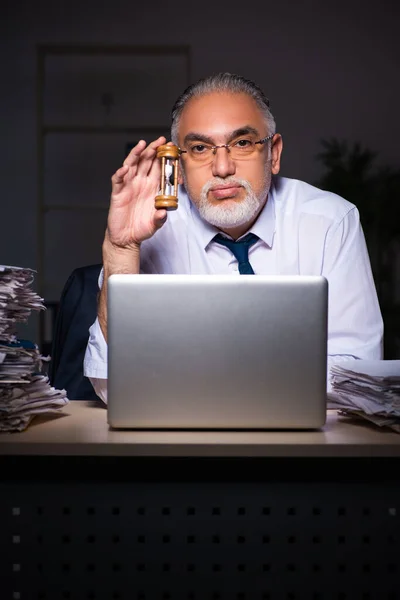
[211,146,236,178]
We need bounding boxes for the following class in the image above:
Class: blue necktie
[213,233,259,274]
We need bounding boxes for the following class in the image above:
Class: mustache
[201,177,252,196]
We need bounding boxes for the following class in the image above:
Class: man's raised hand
[106,136,168,251]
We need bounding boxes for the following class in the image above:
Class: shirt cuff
[89,377,108,405]
[83,317,108,379]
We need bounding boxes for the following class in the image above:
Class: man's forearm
[98,236,141,341]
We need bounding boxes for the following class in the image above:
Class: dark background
[1,0,399,354]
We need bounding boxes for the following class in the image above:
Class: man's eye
[191,144,208,154]
[235,138,253,148]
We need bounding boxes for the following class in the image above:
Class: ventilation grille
[2,481,399,599]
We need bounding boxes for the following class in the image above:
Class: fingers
[146,138,178,181]
[136,136,166,178]
[111,135,167,193]
[111,164,129,195]
[123,139,147,167]
[123,136,166,166]
[119,136,166,184]
[153,209,168,230]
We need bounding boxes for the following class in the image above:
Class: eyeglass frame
[178,133,275,159]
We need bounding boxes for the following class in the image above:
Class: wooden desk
[1,402,400,457]
[1,402,399,599]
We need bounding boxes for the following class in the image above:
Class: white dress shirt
[84,175,383,403]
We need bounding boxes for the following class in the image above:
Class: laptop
[107,274,328,430]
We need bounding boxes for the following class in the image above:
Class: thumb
[154,210,168,230]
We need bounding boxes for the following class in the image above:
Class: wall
[1,0,399,342]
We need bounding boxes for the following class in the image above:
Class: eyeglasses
[179,134,274,163]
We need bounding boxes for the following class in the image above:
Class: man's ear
[271,134,283,175]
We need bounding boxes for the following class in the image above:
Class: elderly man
[84,72,383,403]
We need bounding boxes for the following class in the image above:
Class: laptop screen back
[107,274,328,430]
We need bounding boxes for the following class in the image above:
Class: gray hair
[171,72,276,144]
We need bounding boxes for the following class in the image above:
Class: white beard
[183,172,271,229]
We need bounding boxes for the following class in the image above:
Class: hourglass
[155,144,181,211]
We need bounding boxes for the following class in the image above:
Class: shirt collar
[183,182,276,250]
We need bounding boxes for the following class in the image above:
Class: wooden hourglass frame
[155,144,181,211]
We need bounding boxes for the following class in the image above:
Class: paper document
[329,359,400,432]
[0,265,69,432]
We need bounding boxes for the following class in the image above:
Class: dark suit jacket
[49,264,102,400]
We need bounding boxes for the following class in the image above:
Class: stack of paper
[0,265,45,342]
[0,265,68,432]
[329,360,400,432]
